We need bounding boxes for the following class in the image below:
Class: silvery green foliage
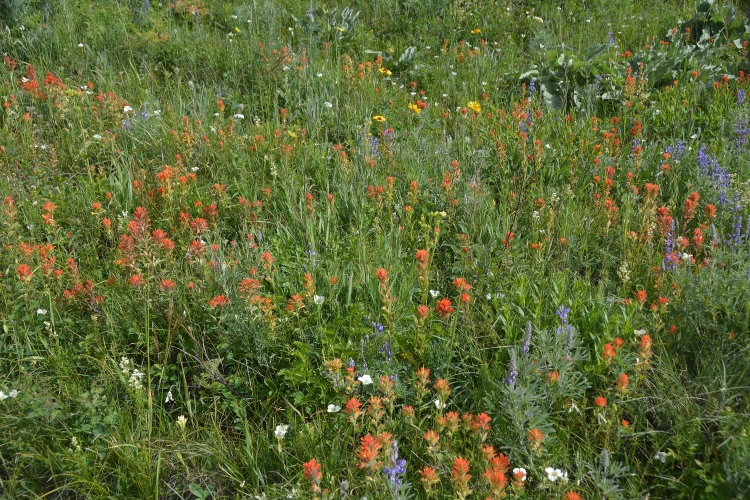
[291,4,360,42]
[484,326,589,460]
[584,448,631,499]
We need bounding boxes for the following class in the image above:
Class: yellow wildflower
[467,101,481,113]
[471,28,481,35]
[408,103,422,114]
[378,68,392,76]
[373,115,387,122]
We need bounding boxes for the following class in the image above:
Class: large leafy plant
[519,44,620,111]
[520,1,750,112]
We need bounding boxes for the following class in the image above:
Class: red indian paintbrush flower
[302,458,322,492]
[434,298,454,318]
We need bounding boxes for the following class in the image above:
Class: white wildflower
[655,451,667,463]
[37,308,47,315]
[313,295,325,305]
[177,415,188,429]
[545,467,568,482]
[327,403,341,413]
[274,424,289,439]
[70,436,82,452]
[429,290,440,298]
[618,262,631,283]
[512,468,527,481]
[128,368,144,391]
[434,399,446,410]
[358,374,373,385]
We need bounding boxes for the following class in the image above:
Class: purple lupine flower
[733,214,743,247]
[608,30,615,45]
[305,242,316,257]
[738,89,745,105]
[368,135,380,158]
[730,195,743,248]
[556,305,571,335]
[379,342,393,363]
[373,322,384,333]
[735,116,749,150]
[665,140,686,161]
[529,78,536,93]
[663,220,677,270]
[710,165,731,205]
[383,440,407,489]
[519,107,534,132]
[698,145,731,204]
[697,145,713,175]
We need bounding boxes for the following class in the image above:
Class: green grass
[1,0,750,498]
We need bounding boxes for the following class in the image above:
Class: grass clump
[1,0,749,498]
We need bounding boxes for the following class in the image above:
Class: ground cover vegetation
[1,0,750,498]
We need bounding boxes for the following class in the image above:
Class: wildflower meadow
[1,0,750,498]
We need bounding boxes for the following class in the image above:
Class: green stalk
[446,312,459,378]
[146,283,152,441]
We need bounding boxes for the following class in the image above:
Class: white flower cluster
[618,261,631,283]
[69,436,82,453]
[120,357,145,391]
[0,389,19,400]
[128,369,144,391]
